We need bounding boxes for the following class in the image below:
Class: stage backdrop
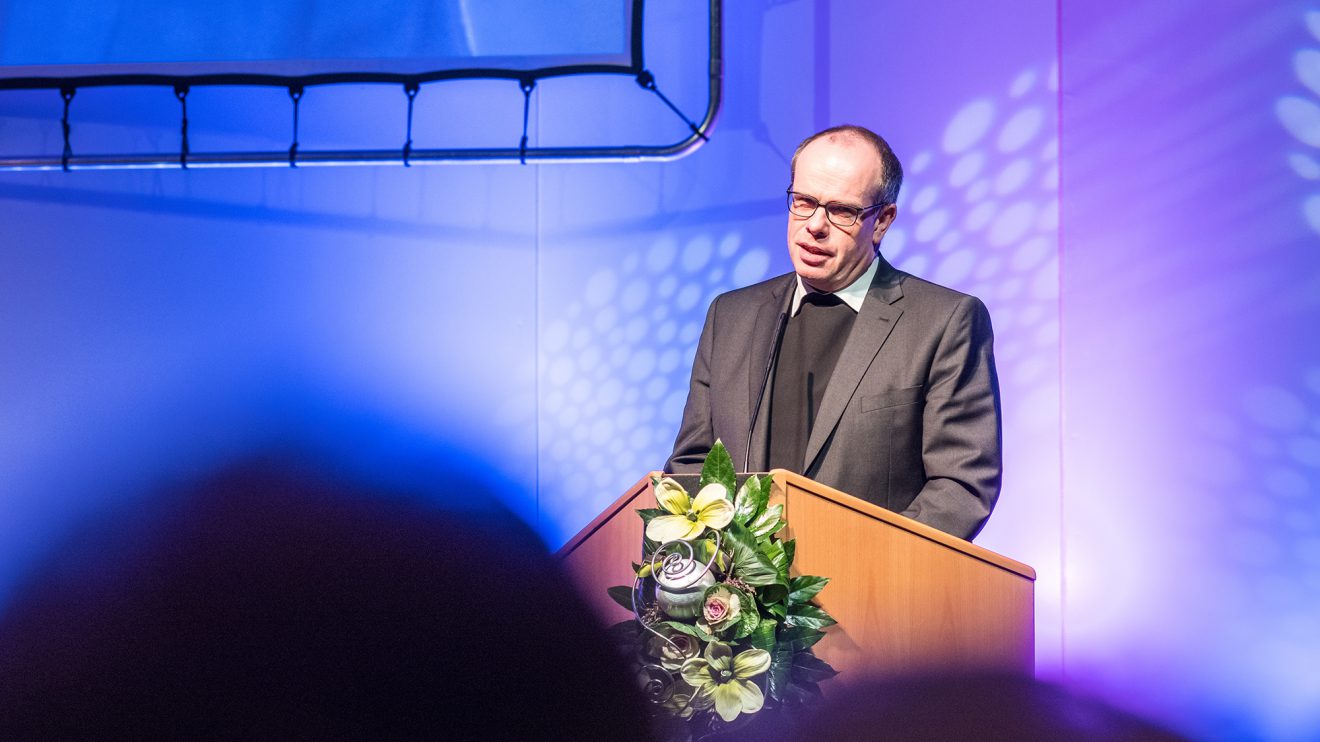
[1,2,1317,741]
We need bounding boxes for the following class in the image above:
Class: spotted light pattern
[539,231,773,519]
[1279,10,1320,235]
[1185,364,1320,734]
[890,65,1061,457]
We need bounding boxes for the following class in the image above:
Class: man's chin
[795,271,836,293]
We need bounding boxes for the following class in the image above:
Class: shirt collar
[791,256,878,316]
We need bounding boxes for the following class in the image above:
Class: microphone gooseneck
[744,307,789,471]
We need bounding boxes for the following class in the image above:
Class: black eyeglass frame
[785,189,890,227]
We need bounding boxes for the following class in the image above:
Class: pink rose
[704,596,729,623]
[698,585,742,634]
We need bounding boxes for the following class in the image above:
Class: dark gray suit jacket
[666,258,1001,541]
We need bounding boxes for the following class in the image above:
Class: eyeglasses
[786,190,888,227]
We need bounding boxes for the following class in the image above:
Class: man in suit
[666,125,1001,541]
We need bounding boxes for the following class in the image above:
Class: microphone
[744,307,790,471]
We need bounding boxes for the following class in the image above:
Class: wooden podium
[558,470,1036,679]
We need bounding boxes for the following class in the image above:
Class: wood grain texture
[773,471,1034,679]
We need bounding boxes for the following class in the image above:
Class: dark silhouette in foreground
[0,458,650,740]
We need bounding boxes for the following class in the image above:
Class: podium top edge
[555,470,1036,582]
[768,470,1037,581]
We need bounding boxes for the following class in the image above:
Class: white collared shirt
[790,255,879,316]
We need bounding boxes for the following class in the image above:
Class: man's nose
[806,206,831,235]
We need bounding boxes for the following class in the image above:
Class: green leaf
[758,581,789,607]
[767,602,787,620]
[690,537,715,565]
[782,539,796,569]
[607,585,636,612]
[787,575,830,606]
[779,625,826,652]
[732,474,769,525]
[760,542,791,605]
[745,619,777,654]
[787,603,837,631]
[724,522,780,588]
[653,619,714,643]
[730,587,762,640]
[749,503,785,539]
[699,439,736,494]
[790,651,838,684]
[763,539,788,576]
[767,640,795,703]
[780,679,825,706]
[757,521,786,542]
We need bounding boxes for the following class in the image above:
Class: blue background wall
[2,2,1317,740]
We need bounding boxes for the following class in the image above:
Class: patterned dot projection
[539,233,773,506]
[888,65,1061,444]
[1190,364,1320,672]
[1279,10,1320,235]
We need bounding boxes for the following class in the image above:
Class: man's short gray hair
[789,124,904,206]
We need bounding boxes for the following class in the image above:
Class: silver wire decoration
[633,532,723,642]
[629,528,725,714]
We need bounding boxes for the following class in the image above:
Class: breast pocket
[860,385,924,412]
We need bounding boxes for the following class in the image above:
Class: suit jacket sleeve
[665,295,719,474]
[899,294,1002,540]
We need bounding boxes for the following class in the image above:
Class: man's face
[787,136,897,293]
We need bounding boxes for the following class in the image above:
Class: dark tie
[801,291,843,309]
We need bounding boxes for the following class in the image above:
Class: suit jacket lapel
[744,275,796,471]
[802,259,905,473]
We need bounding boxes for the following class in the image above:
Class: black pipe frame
[0,0,722,172]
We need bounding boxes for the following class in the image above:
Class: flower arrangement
[608,441,838,739]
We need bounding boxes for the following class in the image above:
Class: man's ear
[872,204,898,247]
